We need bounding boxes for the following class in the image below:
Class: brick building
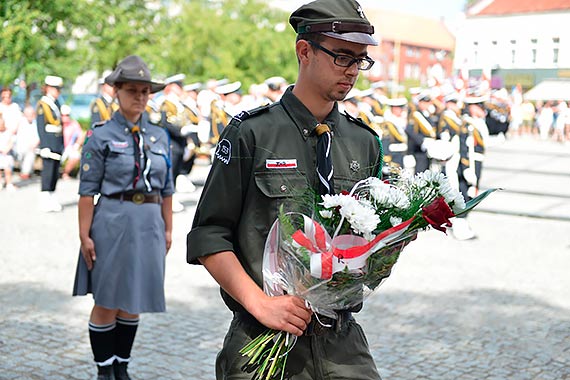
[363,9,455,92]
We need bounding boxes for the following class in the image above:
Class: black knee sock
[88,321,116,367]
[115,316,139,362]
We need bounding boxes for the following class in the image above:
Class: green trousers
[215,315,382,380]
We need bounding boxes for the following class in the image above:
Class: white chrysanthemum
[451,193,466,213]
[319,209,333,219]
[388,187,410,209]
[390,216,403,226]
[337,197,380,236]
[320,193,348,209]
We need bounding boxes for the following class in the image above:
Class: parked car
[65,93,98,121]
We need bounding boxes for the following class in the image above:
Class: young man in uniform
[36,75,65,212]
[187,1,384,379]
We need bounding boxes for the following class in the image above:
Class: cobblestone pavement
[1,137,569,380]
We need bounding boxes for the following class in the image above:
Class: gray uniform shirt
[79,111,174,197]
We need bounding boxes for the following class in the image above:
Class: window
[554,48,559,64]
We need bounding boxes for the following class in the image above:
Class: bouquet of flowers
[240,169,496,380]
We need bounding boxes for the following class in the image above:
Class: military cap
[105,55,165,93]
[45,75,63,88]
[370,81,385,89]
[443,92,459,103]
[60,104,72,116]
[215,81,242,96]
[289,0,378,46]
[386,97,408,107]
[464,94,489,105]
[415,91,432,103]
[343,88,361,104]
[264,76,287,91]
[165,73,186,87]
[183,82,202,92]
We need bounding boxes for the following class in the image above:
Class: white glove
[180,124,198,136]
[421,138,435,152]
[463,167,477,185]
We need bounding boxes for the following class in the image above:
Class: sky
[271,0,467,22]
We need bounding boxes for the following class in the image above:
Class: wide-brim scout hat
[289,0,378,46]
[105,55,165,93]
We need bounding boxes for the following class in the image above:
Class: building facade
[454,0,570,90]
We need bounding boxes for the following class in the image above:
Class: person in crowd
[186,1,384,379]
[91,76,118,126]
[453,93,490,241]
[72,55,173,380]
[0,87,22,134]
[264,76,288,103]
[406,91,437,173]
[0,114,17,191]
[536,100,554,140]
[381,97,409,176]
[160,73,196,211]
[36,75,65,212]
[15,105,39,180]
[60,104,84,179]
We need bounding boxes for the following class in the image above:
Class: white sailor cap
[370,81,386,89]
[443,92,460,103]
[464,94,489,105]
[386,97,408,107]
[183,82,202,92]
[215,81,242,95]
[60,104,72,115]
[45,75,63,88]
[264,76,287,91]
[165,73,186,86]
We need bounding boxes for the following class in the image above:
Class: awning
[524,79,570,101]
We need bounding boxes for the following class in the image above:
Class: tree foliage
[1,0,300,101]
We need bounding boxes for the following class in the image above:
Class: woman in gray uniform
[73,55,173,380]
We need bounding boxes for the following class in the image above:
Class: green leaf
[455,188,501,217]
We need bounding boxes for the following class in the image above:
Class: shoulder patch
[233,104,272,123]
[344,111,375,133]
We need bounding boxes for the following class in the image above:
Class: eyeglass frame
[308,40,375,71]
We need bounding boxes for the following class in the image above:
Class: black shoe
[96,364,114,380]
[113,361,132,380]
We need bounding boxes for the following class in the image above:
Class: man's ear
[296,39,312,65]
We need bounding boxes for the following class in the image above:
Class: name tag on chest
[266,159,297,169]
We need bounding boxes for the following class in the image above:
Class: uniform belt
[304,311,353,336]
[106,192,162,205]
[234,310,352,336]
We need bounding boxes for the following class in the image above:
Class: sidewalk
[1,138,569,379]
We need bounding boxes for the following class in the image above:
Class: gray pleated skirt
[73,196,166,314]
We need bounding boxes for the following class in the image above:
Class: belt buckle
[132,192,145,205]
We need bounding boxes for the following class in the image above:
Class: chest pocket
[255,171,308,199]
[105,145,135,183]
[146,143,169,188]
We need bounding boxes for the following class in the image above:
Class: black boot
[96,364,114,380]
[113,361,132,380]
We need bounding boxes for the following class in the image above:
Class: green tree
[152,0,298,89]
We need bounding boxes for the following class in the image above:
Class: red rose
[422,196,455,233]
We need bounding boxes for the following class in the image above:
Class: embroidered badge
[350,160,360,172]
[82,163,90,172]
[85,152,92,159]
[266,159,298,169]
[112,140,129,148]
[215,138,231,165]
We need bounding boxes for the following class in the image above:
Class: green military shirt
[186,87,383,313]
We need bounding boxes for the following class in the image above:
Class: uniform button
[280,185,288,192]
[303,129,309,137]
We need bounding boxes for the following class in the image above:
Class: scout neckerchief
[315,123,334,195]
[131,124,152,192]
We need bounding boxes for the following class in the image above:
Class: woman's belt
[105,192,162,205]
